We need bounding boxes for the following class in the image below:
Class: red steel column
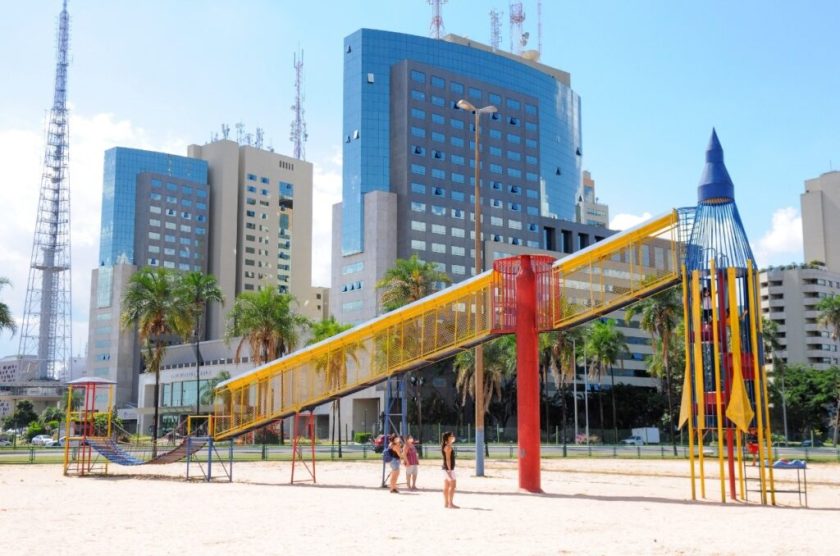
[516,255,542,492]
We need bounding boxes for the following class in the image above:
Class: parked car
[31,434,53,446]
[0,439,12,446]
[801,439,823,448]
[621,435,645,446]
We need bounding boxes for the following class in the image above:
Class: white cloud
[610,211,652,231]
[0,112,187,360]
[754,206,803,267]
[310,146,342,287]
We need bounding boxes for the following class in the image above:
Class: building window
[431,95,445,107]
[431,113,445,125]
[367,72,375,83]
[451,172,465,183]
[432,187,445,197]
[431,168,445,180]
[411,107,426,120]
[451,81,464,94]
[431,224,446,235]
[489,93,501,105]
[431,131,445,143]
[411,201,426,212]
[452,265,466,275]
[451,228,465,238]
[149,219,160,227]
[411,183,426,194]
[411,89,425,101]
[411,220,427,232]
[148,232,160,240]
[451,245,465,256]
[411,164,426,176]
[490,163,503,174]
[451,191,465,202]
[432,242,446,254]
[450,119,464,130]
[508,168,522,178]
[411,239,426,251]
[468,87,481,99]
[247,174,257,181]
[451,136,464,148]
[410,69,425,82]
[431,75,445,88]
[411,127,426,138]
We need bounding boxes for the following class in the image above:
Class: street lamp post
[457,99,497,477]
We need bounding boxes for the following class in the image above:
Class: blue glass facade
[341,29,582,255]
[99,148,208,266]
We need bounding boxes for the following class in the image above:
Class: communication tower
[19,0,73,380]
[509,2,526,54]
[290,49,308,160]
[490,8,503,50]
[428,0,447,39]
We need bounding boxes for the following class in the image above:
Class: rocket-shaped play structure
[679,130,775,503]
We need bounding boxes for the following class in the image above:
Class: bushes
[354,432,372,444]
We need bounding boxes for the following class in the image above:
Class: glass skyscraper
[99,147,208,266]
[341,29,582,257]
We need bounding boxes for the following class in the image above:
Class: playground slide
[212,210,683,441]
[85,437,208,466]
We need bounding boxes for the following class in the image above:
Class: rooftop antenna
[221,123,230,140]
[537,0,543,57]
[255,127,264,150]
[290,49,308,160]
[235,122,244,144]
[19,0,73,381]
[509,2,525,55]
[428,0,447,39]
[490,8,503,50]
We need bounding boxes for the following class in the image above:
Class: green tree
[122,267,190,457]
[454,335,516,426]
[542,324,585,442]
[5,400,38,431]
[41,405,64,432]
[584,319,628,443]
[761,317,788,440]
[225,287,310,365]
[376,254,451,312]
[767,364,840,440]
[816,295,840,445]
[307,316,358,456]
[176,271,224,415]
[0,277,15,337]
[625,286,682,454]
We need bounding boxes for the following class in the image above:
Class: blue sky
[1,0,839,358]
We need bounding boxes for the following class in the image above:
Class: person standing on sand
[441,431,458,508]
[387,433,403,493]
[404,435,420,490]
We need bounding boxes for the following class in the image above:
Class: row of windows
[409,219,536,236]
[410,126,531,147]
[149,206,207,222]
[247,174,271,185]
[411,144,535,167]
[149,192,207,210]
[148,219,205,234]
[147,258,200,271]
[148,231,205,242]
[244,182,295,197]
[151,180,207,198]
[408,71,537,115]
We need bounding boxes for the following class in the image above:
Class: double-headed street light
[456,99,497,477]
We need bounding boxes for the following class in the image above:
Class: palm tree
[816,295,840,446]
[455,335,515,419]
[176,271,223,415]
[376,254,451,313]
[761,317,787,441]
[543,325,586,443]
[122,267,190,457]
[307,316,359,457]
[625,286,681,455]
[200,371,231,406]
[0,277,15,337]
[225,287,310,365]
[584,319,628,443]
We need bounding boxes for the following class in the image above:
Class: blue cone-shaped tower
[685,129,755,271]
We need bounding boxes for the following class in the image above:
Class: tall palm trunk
[610,365,618,444]
[152,366,160,459]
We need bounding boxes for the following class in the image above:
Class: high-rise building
[758,170,840,371]
[332,29,582,325]
[802,171,840,272]
[575,170,609,228]
[87,148,209,407]
[187,140,323,334]
[759,264,840,370]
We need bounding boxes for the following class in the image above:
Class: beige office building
[802,170,840,272]
[576,170,610,228]
[188,140,326,339]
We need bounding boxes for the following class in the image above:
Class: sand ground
[1,457,838,555]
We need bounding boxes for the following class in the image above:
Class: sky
[1,0,839,360]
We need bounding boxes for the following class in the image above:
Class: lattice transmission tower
[290,49,308,160]
[19,0,73,380]
[428,0,447,39]
[490,8,503,50]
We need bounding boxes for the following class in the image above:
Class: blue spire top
[697,128,734,204]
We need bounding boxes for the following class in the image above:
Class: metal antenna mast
[428,0,447,39]
[509,2,525,54]
[490,8,503,50]
[537,0,543,57]
[19,0,73,380]
[290,49,308,160]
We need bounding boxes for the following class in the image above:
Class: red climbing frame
[290,412,316,484]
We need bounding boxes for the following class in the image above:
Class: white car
[31,434,54,446]
[621,435,645,446]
